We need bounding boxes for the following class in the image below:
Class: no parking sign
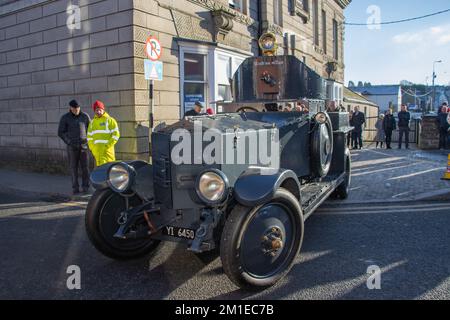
[145,37,162,61]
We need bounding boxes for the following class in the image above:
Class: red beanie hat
[93,100,105,111]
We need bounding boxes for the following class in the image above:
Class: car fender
[233,167,302,207]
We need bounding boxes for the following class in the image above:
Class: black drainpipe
[257,0,263,55]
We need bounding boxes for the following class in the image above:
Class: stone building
[0,0,351,172]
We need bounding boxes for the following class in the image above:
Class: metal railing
[363,117,420,144]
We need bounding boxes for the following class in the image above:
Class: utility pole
[432,60,442,112]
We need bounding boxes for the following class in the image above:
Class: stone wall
[419,116,440,150]
[0,0,138,172]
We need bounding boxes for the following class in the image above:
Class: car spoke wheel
[86,189,160,260]
[220,188,304,289]
[311,115,334,177]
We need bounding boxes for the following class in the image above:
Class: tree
[357,81,364,87]
[400,80,413,86]
[348,81,355,87]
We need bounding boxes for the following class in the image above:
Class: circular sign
[258,33,278,56]
[145,37,162,61]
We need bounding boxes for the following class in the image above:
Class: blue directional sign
[144,60,163,81]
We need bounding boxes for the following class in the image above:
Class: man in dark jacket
[438,103,449,150]
[352,106,366,149]
[398,104,411,149]
[185,101,204,117]
[58,100,91,194]
[383,109,396,149]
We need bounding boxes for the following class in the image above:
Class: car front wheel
[85,189,160,260]
[220,188,304,290]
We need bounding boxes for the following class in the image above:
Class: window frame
[312,0,319,47]
[179,43,251,117]
[322,9,327,54]
[180,46,211,117]
[274,0,283,26]
[333,19,339,61]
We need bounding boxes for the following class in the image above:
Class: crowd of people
[372,102,450,151]
[373,104,412,150]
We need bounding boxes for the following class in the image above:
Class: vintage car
[85,35,352,290]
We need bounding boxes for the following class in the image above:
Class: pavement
[344,144,450,203]
[0,144,449,204]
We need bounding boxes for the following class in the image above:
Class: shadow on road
[1,192,450,300]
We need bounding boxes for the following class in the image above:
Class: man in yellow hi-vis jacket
[87,100,120,166]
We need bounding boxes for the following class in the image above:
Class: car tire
[332,148,351,199]
[220,188,304,290]
[85,189,160,260]
[311,115,334,178]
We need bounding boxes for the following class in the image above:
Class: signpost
[144,37,163,134]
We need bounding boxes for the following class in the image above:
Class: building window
[333,19,339,60]
[229,0,243,12]
[322,10,327,54]
[217,55,232,102]
[303,0,309,12]
[183,53,207,114]
[274,0,283,26]
[313,0,319,46]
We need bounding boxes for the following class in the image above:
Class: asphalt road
[1,188,450,300]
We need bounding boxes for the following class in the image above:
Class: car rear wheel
[333,149,351,199]
[220,188,304,290]
[85,189,160,260]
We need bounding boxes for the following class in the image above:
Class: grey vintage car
[85,47,352,289]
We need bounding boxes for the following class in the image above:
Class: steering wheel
[236,106,259,113]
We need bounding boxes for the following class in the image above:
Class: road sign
[145,37,162,61]
[144,60,163,81]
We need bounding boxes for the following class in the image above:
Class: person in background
[374,114,386,149]
[185,101,204,117]
[347,110,354,148]
[438,102,446,114]
[296,102,306,112]
[327,101,337,112]
[283,103,293,112]
[87,100,120,167]
[58,100,91,195]
[383,109,396,149]
[398,104,411,149]
[352,106,366,149]
[265,103,279,112]
[438,103,449,150]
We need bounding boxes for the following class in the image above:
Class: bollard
[442,154,450,180]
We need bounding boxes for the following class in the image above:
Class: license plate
[162,226,196,240]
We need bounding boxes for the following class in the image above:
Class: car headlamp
[108,163,133,193]
[315,112,327,124]
[196,170,229,205]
